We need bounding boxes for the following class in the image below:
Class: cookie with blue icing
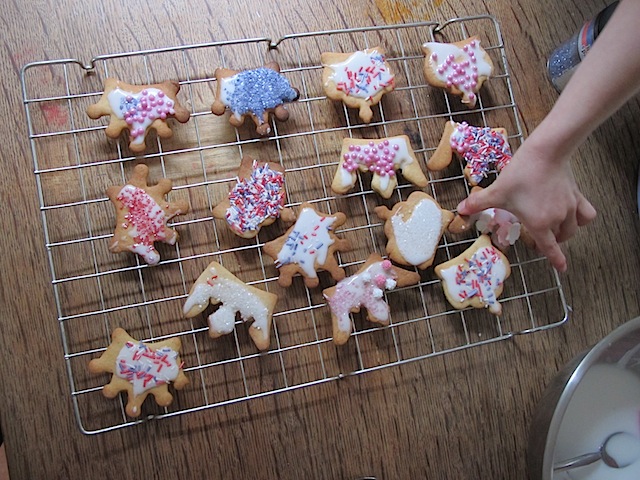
[211,62,299,136]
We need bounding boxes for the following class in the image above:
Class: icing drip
[439,246,508,310]
[328,260,397,334]
[450,122,512,184]
[117,184,168,264]
[225,161,285,234]
[108,88,175,144]
[326,50,395,100]
[276,208,336,279]
[218,68,298,124]
[116,341,181,396]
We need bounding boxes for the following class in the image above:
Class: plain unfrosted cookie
[87,78,190,153]
[435,234,511,315]
[88,327,189,417]
[212,156,296,239]
[332,136,428,199]
[323,253,420,345]
[422,36,493,109]
[428,120,512,186]
[263,203,351,288]
[321,47,395,123]
[374,191,454,270]
[106,164,189,265]
[211,62,299,136]
[183,261,278,351]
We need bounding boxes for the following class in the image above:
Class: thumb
[457,187,498,215]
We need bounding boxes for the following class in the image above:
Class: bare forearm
[531,0,640,156]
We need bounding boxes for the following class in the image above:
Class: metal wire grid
[21,16,569,434]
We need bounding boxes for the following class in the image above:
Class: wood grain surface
[0,0,638,479]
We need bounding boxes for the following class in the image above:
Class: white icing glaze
[423,40,492,102]
[182,266,271,334]
[115,341,181,397]
[438,245,508,312]
[107,87,175,145]
[390,199,443,265]
[339,137,413,190]
[325,49,394,100]
[276,207,336,279]
[327,260,397,334]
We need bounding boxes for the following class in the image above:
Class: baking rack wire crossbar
[21,16,570,434]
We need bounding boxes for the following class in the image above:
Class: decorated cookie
[374,191,454,269]
[88,327,189,417]
[323,253,420,345]
[435,234,511,315]
[428,121,512,186]
[449,186,522,250]
[211,62,299,136]
[422,36,493,108]
[321,47,395,123]
[87,78,190,153]
[183,261,278,351]
[332,136,428,199]
[263,203,351,288]
[107,164,189,265]
[212,157,296,239]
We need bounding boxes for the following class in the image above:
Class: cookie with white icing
[87,78,190,153]
[422,36,493,109]
[428,120,512,186]
[321,47,395,123]
[212,156,296,239]
[323,253,420,345]
[183,261,278,351]
[374,191,454,270]
[332,136,428,199]
[263,203,351,288]
[88,327,189,418]
[435,234,511,315]
[211,62,299,136]
[106,164,189,265]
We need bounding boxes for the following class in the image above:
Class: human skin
[457,0,640,272]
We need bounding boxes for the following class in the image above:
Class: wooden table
[1,0,638,478]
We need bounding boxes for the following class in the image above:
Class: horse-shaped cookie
[87,78,190,153]
[323,253,420,345]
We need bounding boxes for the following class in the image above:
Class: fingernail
[456,199,466,212]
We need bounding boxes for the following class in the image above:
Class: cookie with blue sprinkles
[211,62,299,136]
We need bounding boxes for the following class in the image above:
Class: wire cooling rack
[21,16,569,434]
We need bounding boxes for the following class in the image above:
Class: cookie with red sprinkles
[88,327,189,417]
[106,164,189,265]
[213,157,295,239]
